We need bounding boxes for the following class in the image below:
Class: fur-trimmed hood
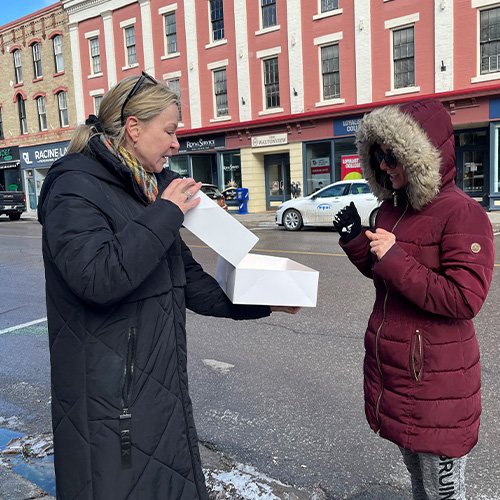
[356,99,455,211]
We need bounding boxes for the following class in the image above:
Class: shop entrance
[191,154,218,184]
[455,129,489,205]
[264,153,290,209]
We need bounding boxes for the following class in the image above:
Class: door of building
[455,129,489,205]
[264,153,290,209]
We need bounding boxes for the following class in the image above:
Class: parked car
[221,187,238,208]
[275,179,380,231]
[200,183,227,210]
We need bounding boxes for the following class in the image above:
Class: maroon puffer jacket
[342,99,494,458]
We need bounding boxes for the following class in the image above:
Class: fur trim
[356,105,441,211]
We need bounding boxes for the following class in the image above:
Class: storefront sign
[0,146,20,164]
[20,141,69,169]
[334,117,362,136]
[251,133,288,148]
[310,157,331,175]
[178,135,225,153]
[341,155,362,180]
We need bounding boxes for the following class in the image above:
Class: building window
[480,7,500,74]
[0,109,4,140]
[210,0,224,41]
[222,151,242,190]
[57,91,69,127]
[36,96,47,131]
[13,49,23,84]
[321,44,340,99]
[167,78,182,121]
[124,26,137,66]
[32,43,42,79]
[393,26,415,88]
[94,95,103,114]
[263,57,280,109]
[89,37,101,74]
[17,95,28,134]
[261,0,277,29]
[321,0,339,12]
[213,68,228,117]
[53,35,64,73]
[165,12,177,54]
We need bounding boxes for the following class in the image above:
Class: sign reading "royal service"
[178,135,225,153]
[251,133,288,148]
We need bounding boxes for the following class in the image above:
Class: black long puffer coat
[37,137,271,499]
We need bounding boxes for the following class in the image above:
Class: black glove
[333,202,362,243]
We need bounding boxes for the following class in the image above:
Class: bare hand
[160,178,202,214]
[365,228,396,260]
[271,306,302,314]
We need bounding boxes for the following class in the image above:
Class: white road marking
[202,359,235,374]
[0,317,47,335]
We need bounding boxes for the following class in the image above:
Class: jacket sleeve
[43,173,184,307]
[181,240,272,320]
[340,231,374,279]
[373,202,494,319]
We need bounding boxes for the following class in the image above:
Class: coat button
[471,242,481,254]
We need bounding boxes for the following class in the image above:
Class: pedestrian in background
[37,71,298,500]
[333,99,494,499]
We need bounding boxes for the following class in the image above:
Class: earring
[133,142,137,149]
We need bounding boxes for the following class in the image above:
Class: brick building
[57,1,500,210]
[0,2,76,215]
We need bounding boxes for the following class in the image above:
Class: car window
[317,184,348,198]
[350,183,371,195]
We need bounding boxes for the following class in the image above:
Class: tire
[283,209,303,231]
[368,207,379,229]
[8,213,21,221]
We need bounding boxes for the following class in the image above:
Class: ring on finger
[185,190,192,200]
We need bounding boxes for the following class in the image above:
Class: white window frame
[120,19,138,69]
[17,95,28,135]
[208,60,230,121]
[313,0,342,20]
[159,5,180,59]
[314,32,344,106]
[256,0,280,35]
[163,70,184,126]
[209,0,225,43]
[57,91,69,127]
[52,35,64,73]
[256,47,283,115]
[13,49,23,84]
[36,96,48,131]
[384,13,420,96]
[472,2,500,83]
[90,88,104,115]
[32,42,42,79]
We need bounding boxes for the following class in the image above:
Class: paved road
[1,215,499,499]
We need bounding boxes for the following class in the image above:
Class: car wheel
[369,207,379,229]
[8,213,21,221]
[283,209,303,231]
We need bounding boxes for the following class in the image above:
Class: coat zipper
[411,329,424,381]
[120,326,136,469]
[374,202,409,429]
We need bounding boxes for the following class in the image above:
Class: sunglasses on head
[373,148,398,169]
[120,71,158,126]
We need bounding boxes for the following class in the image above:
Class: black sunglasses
[373,148,398,169]
[120,71,158,126]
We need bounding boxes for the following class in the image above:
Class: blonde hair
[68,75,178,154]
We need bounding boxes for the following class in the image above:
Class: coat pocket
[410,330,424,382]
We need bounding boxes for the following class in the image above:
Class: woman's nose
[379,159,389,171]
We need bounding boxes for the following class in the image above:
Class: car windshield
[202,185,222,197]
[316,184,348,198]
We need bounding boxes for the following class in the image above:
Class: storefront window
[494,125,500,193]
[168,155,189,176]
[455,130,488,198]
[333,138,358,181]
[305,141,332,194]
[221,151,241,189]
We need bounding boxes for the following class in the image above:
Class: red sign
[311,166,330,175]
[341,155,362,180]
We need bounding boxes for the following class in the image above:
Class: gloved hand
[333,202,362,242]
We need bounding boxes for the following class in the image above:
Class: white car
[275,180,380,231]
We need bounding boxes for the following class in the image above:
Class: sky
[0,0,56,27]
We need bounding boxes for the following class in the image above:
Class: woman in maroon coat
[334,99,494,499]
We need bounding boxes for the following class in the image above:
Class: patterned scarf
[97,135,158,203]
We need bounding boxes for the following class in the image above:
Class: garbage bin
[235,187,249,214]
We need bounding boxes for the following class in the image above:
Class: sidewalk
[0,441,326,499]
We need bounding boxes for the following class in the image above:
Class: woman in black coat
[38,72,297,500]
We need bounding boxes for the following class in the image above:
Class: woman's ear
[124,116,141,143]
